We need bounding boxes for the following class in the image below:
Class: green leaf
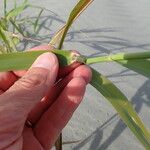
[0,18,8,30]
[116,59,150,78]
[14,0,17,9]
[0,45,7,53]
[50,0,93,48]
[9,18,24,36]
[49,25,66,47]
[4,0,7,17]
[90,68,150,149]
[0,27,17,52]
[6,0,28,20]
[86,51,150,78]
[0,50,85,71]
[34,9,44,33]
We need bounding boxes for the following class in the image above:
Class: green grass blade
[0,45,7,53]
[34,9,44,33]
[4,0,7,17]
[0,50,83,71]
[9,19,24,36]
[50,0,93,47]
[116,59,150,78]
[86,51,150,64]
[6,0,28,20]
[0,17,8,30]
[90,68,150,149]
[50,0,93,48]
[0,27,17,52]
[14,0,17,8]
[86,51,150,78]
[49,25,66,47]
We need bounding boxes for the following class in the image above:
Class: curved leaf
[86,51,150,78]
[49,0,92,47]
[49,25,66,47]
[49,0,94,45]
[9,19,24,36]
[49,0,93,48]
[34,9,44,33]
[6,0,28,20]
[0,27,17,52]
[90,68,150,149]
[116,59,150,78]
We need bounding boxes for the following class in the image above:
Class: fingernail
[31,52,57,71]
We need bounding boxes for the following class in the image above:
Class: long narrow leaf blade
[86,51,150,78]
[6,0,28,20]
[9,19,24,36]
[86,51,150,64]
[0,50,75,71]
[34,9,44,33]
[49,25,66,47]
[116,59,150,78]
[0,18,7,30]
[0,45,7,53]
[4,0,7,17]
[0,27,17,52]
[50,0,93,48]
[90,68,150,149]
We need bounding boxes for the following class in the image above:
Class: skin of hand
[0,45,92,150]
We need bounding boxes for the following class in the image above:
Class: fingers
[23,128,43,150]
[27,65,92,125]
[13,45,82,79]
[57,62,81,79]
[0,72,18,91]
[0,52,58,117]
[57,50,82,79]
[0,90,3,95]
[13,45,54,77]
[34,77,90,150]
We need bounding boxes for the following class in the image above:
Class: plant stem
[86,51,150,64]
[4,0,7,17]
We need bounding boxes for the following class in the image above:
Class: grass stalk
[86,51,150,64]
[4,0,7,17]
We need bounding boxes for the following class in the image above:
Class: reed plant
[0,0,150,150]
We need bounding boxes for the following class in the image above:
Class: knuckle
[16,73,47,90]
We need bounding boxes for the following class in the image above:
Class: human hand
[0,45,92,150]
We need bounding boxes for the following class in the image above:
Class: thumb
[3,52,58,116]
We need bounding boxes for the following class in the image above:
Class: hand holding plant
[0,0,150,150]
[0,45,91,150]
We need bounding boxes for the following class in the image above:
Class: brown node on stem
[70,50,86,64]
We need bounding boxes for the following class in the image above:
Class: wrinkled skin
[0,45,92,150]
